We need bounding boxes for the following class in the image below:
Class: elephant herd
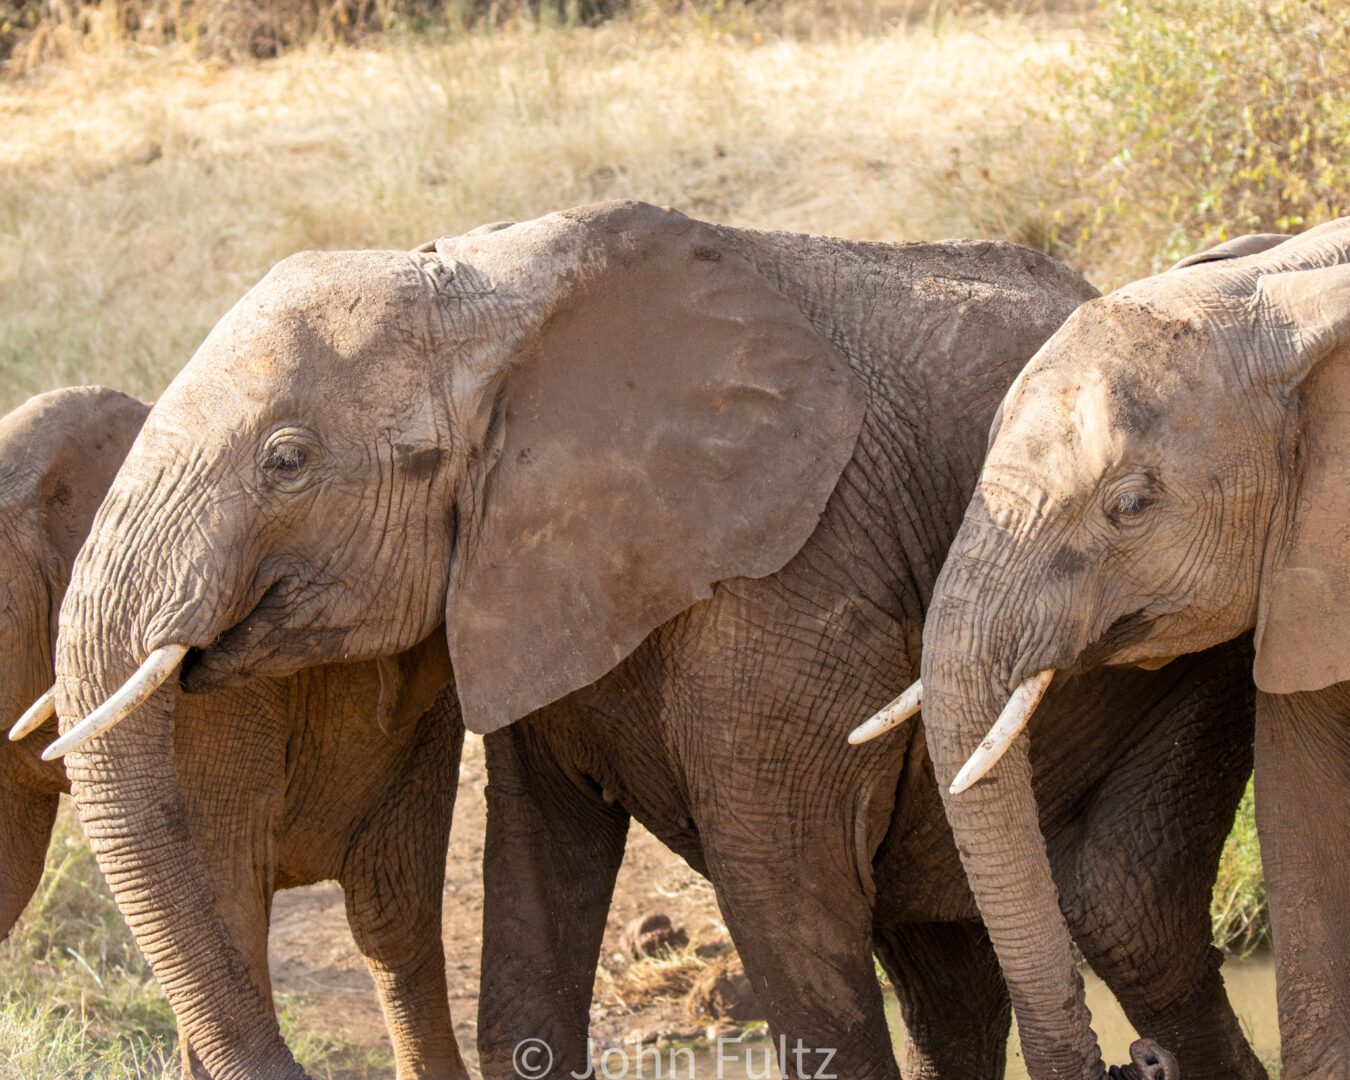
[1,200,1347,1080]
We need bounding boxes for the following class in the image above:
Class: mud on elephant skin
[911,217,1350,1080]
[47,201,1254,1077]
[0,388,466,1079]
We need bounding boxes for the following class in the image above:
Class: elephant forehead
[240,250,437,358]
[1025,300,1217,435]
[161,252,442,419]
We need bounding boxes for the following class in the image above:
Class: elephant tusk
[848,680,923,745]
[9,687,56,741]
[41,644,189,761]
[949,669,1055,796]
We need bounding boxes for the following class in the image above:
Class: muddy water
[1001,953,1278,1079]
[642,955,1277,1079]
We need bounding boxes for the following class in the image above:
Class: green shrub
[1062,0,1350,284]
[1212,781,1268,956]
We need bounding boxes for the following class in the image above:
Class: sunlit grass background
[2,0,1342,1071]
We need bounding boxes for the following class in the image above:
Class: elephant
[0,386,467,1079]
[898,217,1350,1080]
[40,200,1262,1078]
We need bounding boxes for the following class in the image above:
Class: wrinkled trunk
[0,777,59,941]
[922,545,1105,1080]
[54,488,306,1080]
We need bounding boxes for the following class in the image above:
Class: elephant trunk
[921,542,1105,1080]
[53,482,307,1080]
[0,769,59,941]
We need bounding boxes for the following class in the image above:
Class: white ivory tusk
[41,644,189,761]
[949,669,1055,795]
[9,687,56,741]
[848,680,923,745]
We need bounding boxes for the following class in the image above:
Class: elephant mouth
[179,578,343,694]
[1072,607,1160,672]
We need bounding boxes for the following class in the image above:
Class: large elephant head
[897,219,1350,1077]
[0,387,147,939]
[47,201,866,1076]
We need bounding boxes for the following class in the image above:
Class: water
[1002,953,1278,1080]
[628,955,1277,1079]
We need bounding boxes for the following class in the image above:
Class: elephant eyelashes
[259,428,322,491]
[1103,473,1159,525]
[1115,491,1152,516]
[264,444,307,475]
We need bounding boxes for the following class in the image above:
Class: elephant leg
[703,835,897,1080]
[478,723,630,1080]
[342,706,464,1080]
[874,920,1009,1080]
[1254,687,1350,1080]
[1060,671,1265,1080]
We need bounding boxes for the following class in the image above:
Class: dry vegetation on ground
[0,3,1081,414]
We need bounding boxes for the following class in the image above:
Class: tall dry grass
[0,5,1079,414]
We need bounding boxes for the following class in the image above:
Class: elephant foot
[1107,1039,1180,1080]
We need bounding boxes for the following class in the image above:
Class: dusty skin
[37,202,1269,1080]
[920,218,1350,1080]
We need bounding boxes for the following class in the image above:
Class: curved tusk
[949,669,1055,796]
[9,687,56,741]
[848,680,923,745]
[41,644,189,762]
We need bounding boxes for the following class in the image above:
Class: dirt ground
[268,735,740,1076]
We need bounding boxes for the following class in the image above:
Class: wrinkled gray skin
[1,388,464,1079]
[53,202,1257,1078]
[921,218,1350,1080]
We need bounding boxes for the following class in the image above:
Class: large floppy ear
[444,204,867,733]
[1169,233,1292,272]
[1252,262,1350,694]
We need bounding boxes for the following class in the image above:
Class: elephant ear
[444,204,867,733]
[1252,262,1350,694]
[1168,233,1292,271]
[0,387,148,569]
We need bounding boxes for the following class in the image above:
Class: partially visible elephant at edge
[0,387,466,1079]
[915,218,1350,1080]
[44,202,1259,1078]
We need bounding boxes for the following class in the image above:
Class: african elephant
[0,386,466,1079]
[41,201,1259,1078]
[901,218,1350,1080]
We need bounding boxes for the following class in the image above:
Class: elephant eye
[1116,490,1152,516]
[1105,473,1160,525]
[259,427,322,490]
[264,442,307,475]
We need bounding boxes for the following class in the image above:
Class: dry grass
[0,4,1082,413]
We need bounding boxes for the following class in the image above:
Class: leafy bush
[1062,0,1350,283]
[1211,781,1268,956]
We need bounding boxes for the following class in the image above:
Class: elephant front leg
[1255,687,1350,1080]
[478,726,630,1080]
[1062,655,1266,1080]
[874,920,1010,1080]
[702,832,898,1080]
[343,708,465,1080]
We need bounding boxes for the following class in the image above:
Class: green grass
[0,802,395,1079]
[0,803,177,1078]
